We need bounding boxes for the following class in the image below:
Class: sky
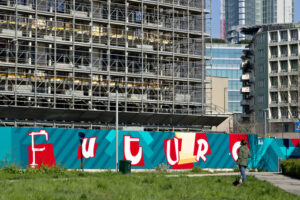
[211,0,300,38]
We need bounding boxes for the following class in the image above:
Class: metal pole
[116,84,119,172]
[264,110,267,138]
[282,122,284,139]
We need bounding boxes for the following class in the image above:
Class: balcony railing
[291,68,298,72]
[291,53,298,57]
[241,74,250,81]
[291,100,298,105]
[271,55,278,58]
[241,99,250,105]
[291,37,298,41]
[290,84,298,90]
[241,87,250,93]
[241,113,250,118]
[280,85,288,89]
[280,38,288,42]
[270,70,278,74]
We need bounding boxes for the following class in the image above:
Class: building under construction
[0,0,225,130]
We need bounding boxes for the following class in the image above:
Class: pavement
[254,172,300,196]
[168,172,300,195]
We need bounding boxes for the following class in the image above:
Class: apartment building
[241,23,300,134]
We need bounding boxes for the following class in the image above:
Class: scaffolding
[0,0,210,129]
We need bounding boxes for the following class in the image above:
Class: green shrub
[25,164,68,176]
[191,166,203,173]
[2,165,23,174]
[155,163,169,172]
[280,159,300,179]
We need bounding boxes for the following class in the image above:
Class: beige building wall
[206,76,228,114]
[206,76,231,132]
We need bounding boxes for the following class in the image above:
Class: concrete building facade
[0,0,225,130]
[241,23,300,135]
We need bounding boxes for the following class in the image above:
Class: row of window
[207,69,242,79]
[228,102,242,113]
[207,59,242,65]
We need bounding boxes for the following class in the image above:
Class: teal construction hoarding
[0,127,299,171]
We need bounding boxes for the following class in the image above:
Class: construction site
[0,0,225,130]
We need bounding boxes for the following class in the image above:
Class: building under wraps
[0,0,226,130]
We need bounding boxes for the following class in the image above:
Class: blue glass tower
[206,43,246,114]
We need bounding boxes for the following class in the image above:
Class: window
[283,124,289,132]
[257,80,264,88]
[257,64,265,73]
[257,95,264,103]
[258,111,264,118]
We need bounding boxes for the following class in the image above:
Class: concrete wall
[206,76,228,114]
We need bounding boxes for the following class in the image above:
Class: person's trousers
[239,165,246,183]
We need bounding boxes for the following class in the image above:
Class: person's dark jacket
[237,144,251,167]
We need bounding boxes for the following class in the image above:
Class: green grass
[0,167,299,200]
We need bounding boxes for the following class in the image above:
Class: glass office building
[206,43,246,114]
[224,0,294,43]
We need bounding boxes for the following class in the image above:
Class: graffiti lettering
[123,135,144,166]
[77,137,98,159]
[164,137,180,166]
[193,133,212,162]
[28,130,55,168]
[232,141,241,161]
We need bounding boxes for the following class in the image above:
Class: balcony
[270,101,278,107]
[270,85,278,91]
[279,85,288,91]
[280,38,288,43]
[291,37,298,41]
[270,70,278,76]
[290,68,298,75]
[291,100,298,106]
[241,113,250,118]
[271,54,278,58]
[279,101,288,106]
[269,116,279,122]
[241,87,250,93]
[270,39,278,43]
[270,55,278,60]
[241,99,250,106]
[290,84,298,90]
[241,61,252,69]
[241,74,250,81]
[290,53,298,58]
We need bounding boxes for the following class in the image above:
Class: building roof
[239,23,300,35]
[0,106,228,127]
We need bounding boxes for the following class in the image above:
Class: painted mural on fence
[0,127,299,171]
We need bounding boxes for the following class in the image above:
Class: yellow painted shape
[175,132,197,165]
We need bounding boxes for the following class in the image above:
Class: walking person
[236,139,251,186]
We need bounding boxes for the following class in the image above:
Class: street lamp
[264,109,268,138]
[115,83,119,172]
